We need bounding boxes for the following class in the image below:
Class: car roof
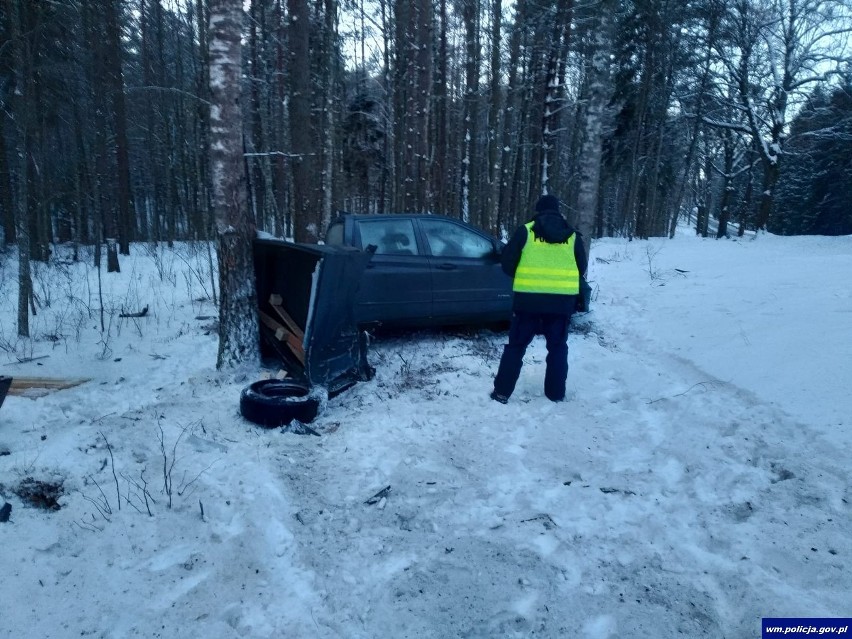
[332,212,467,223]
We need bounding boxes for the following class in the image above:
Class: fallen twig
[119,306,148,318]
[646,381,717,404]
[5,355,50,365]
[100,432,121,511]
[284,421,321,436]
[521,513,557,529]
[600,487,636,496]
[364,485,391,505]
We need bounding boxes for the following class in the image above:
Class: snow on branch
[701,117,752,135]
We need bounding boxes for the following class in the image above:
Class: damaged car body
[252,238,375,396]
[252,214,514,396]
[325,213,513,328]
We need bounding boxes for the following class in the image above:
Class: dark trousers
[493,311,571,401]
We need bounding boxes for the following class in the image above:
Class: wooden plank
[269,294,305,341]
[258,310,306,365]
[6,377,91,397]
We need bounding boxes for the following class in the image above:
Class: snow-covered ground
[0,230,850,638]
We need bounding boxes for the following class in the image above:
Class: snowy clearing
[0,231,850,638]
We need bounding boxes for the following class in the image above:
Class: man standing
[491,194,588,403]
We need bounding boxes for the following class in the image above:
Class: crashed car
[244,215,588,427]
[324,213,513,328]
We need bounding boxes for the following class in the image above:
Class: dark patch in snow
[724,501,755,522]
[8,477,64,511]
[770,464,796,483]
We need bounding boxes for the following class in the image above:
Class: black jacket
[501,211,588,315]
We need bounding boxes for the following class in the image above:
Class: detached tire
[240,379,319,427]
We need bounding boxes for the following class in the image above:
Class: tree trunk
[249,0,266,229]
[320,0,339,230]
[379,0,392,213]
[104,0,135,255]
[499,0,525,231]
[433,0,449,215]
[414,0,433,211]
[574,0,615,256]
[485,0,503,233]
[8,0,33,335]
[140,0,159,243]
[84,1,121,271]
[272,0,289,235]
[0,119,15,246]
[288,0,316,241]
[716,131,735,238]
[209,0,259,369]
[755,159,779,231]
[195,0,212,242]
[540,4,573,197]
[461,0,480,223]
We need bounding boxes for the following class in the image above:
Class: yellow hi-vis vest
[513,222,580,295]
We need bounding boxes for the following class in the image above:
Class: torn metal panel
[252,239,373,394]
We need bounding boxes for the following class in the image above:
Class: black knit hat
[534,194,560,214]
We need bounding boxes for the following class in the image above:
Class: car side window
[357,219,419,256]
[421,219,493,258]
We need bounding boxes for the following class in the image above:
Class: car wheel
[239,379,320,427]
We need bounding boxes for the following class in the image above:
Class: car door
[420,217,512,322]
[352,218,433,325]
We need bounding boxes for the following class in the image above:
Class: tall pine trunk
[288,0,316,241]
[8,0,33,336]
[485,0,503,233]
[105,0,135,254]
[461,0,480,223]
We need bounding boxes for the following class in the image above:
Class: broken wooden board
[258,310,306,365]
[6,377,91,399]
[268,294,305,341]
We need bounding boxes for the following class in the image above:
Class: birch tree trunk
[209,0,259,369]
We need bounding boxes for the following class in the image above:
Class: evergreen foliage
[773,79,852,236]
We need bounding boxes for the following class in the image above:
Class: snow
[1,230,850,638]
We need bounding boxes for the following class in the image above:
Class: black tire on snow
[239,379,320,427]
